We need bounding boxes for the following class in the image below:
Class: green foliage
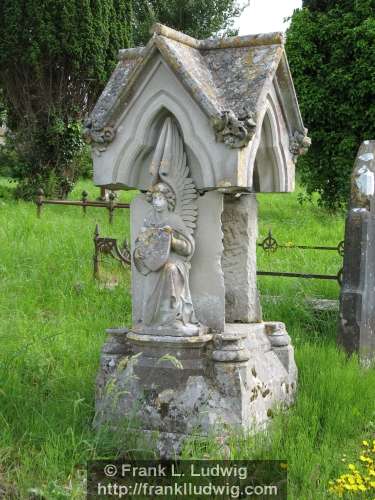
[0,0,133,199]
[286,1,375,210]
[132,0,246,44]
[10,117,88,199]
[0,0,133,120]
[302,0,354,10]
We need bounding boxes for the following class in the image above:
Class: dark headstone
[338,141,375,366]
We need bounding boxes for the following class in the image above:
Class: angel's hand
[134,247,144,259]
[163,225,173,235]
[171,235,191,257]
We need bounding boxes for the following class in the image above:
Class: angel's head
[146,182,176,213]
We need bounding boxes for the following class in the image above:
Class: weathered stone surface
[95,328,132,404]
[338,140,375,367]
[222,193,262,323]
[130,194,148,326]
[95,322,297,457]
[212,331,250,362]
[190,191,225,331]
[306,298,338,312]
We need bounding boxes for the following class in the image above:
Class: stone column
[338,140,375,367]
[221,193,262,323]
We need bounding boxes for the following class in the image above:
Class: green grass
[0,178,374,499]
[258,187,344,294]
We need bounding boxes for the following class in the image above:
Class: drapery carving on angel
[133,117,200,336]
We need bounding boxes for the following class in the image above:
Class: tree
[302,0,353,10]
[0,0,133,198]
[286,0,375,210]
[132,0,246,44]
[0,0,245,199]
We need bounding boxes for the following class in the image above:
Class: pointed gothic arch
[253,97,289,192]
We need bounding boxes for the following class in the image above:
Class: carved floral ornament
[289,129,311,161]
[83,117,116,152]
[83,112,311,166]
[83,107,257,151]
[212,106,257,149]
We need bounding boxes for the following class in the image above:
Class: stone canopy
[85,23,310,193]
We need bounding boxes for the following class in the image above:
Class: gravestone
[85,24,310,456]
[338,141,375,367]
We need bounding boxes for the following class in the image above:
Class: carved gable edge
[84,25,304,154]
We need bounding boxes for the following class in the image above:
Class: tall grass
[0,178,374,499]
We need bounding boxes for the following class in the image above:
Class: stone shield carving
[134,227,172,274]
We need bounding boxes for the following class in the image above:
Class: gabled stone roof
[84,23,304,149]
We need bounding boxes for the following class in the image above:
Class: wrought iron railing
[257,229,344,285]
[34,191,344,285]
[35,189,130,224]
[93,225,130,279]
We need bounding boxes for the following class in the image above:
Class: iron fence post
[36,188,44,218]
[93,224,100,279]
[82,190,88,215]
[108,192,115,224]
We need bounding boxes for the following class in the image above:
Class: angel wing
[155,117,198,237]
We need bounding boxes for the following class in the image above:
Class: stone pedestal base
[94,322,297,457]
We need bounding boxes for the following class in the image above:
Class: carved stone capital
[212,332,250,362]
[212,107,256,149]
[289,129,311,161]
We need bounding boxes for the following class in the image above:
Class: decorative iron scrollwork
[261,230,278,252]
[257,229,344,285]
[93,225,131,279]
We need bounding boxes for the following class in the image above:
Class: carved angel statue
[133,117,200,336]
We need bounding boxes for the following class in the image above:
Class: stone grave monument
[85,24,310,456]
[338,141,375,367]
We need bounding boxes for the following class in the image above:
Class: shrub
[286,1,375,210]
[0,0,133,198]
